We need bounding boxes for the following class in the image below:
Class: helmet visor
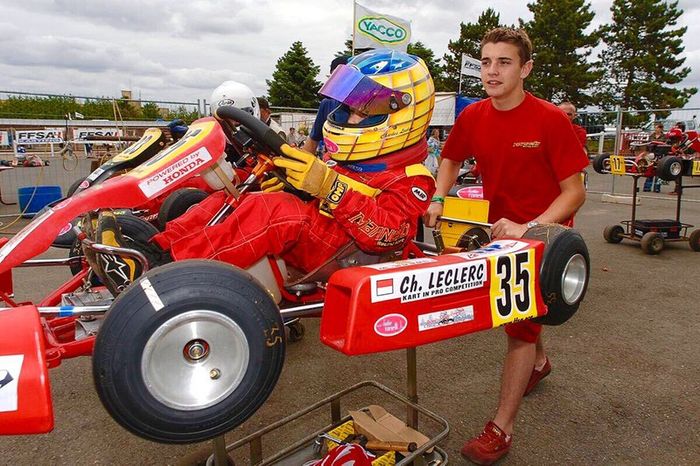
[319,64,412,116]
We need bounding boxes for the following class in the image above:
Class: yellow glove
[274,144,337,197]
[260,175,285,193]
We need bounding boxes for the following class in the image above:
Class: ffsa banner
[15,129,64,144]
[354,2,410,52]
[73,128,123,140]
[461,54,481,78]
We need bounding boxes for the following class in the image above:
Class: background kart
[0,107,590,444]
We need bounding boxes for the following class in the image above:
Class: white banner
[0,131,8,147]
[461,54,481,78]
[354,2,410,52]
[15,128,64,144]
[72,127,123,141]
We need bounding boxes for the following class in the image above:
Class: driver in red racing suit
[102,49,436,291]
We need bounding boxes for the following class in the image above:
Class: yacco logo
[358,16,408,44]
[374,313,408,337]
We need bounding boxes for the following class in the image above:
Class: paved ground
[0,171,699,465]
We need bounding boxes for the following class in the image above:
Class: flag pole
[458,53,464,95]
[351,1,356,56]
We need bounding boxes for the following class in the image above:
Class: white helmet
[210,81,259,119]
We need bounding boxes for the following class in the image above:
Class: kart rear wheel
[689,229,700,252]
[524,224,590,326]
[640,232,664,255]
[656,156,683,181]
[93,260,285,444]
[603,224,624,244]
[158,188,209,230]
[456,227,491,251]
[592,153,610,174]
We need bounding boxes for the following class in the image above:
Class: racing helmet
[320,48,435,162]
[210,81,260,119]
[667,127,683,140]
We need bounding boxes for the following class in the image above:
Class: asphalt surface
[0,170,699,465]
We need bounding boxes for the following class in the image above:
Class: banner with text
[0,131,8,147]
[15,129,64,144]
[354,2,410,52]
[73,127,123,141]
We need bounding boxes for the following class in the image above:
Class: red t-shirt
[442,93,589,224]
[572,124,587,148]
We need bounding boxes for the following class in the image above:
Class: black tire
[456,227,491,251]
[689,229,700,252]
[524,224,590,326]
[67,177,87,197]
[158,188,209,230]
[592,153,610,174]
[656,156,683,181]
[640,232,664,255]
[286,320,306,343]
[603,224,624,244]
[93,260,285,444]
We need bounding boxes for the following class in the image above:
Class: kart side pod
[320,239,548,355]
[0,306,53,434]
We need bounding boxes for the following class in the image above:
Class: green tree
[596,0,696,111]
[407,42,444,86]
[520,0,600,106]
[336,37,353,57]
[141,101,162,119]
[267,41,322,108]
[440,8,502,95]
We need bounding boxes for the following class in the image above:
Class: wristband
[431,195,445,204]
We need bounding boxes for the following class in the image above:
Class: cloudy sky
[2,0,699,109]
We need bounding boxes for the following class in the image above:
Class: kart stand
[204,348,449,466]
[604,174,700,254]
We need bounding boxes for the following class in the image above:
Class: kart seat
[284,242,403,294]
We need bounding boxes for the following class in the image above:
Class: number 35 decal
[489,250,538,327]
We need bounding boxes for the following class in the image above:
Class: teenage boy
[424,28,588,464]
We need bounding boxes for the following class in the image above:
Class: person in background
[303,55,350,156]
[287,127,299,146]
[257,97,286,141]
[558,102,587,153]
[651,122,665,141]
[425,128,441,176]
[424,28,587,465]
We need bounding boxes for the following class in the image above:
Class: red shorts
[504,320,542,343]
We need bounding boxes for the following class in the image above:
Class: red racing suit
[152,144,435,273]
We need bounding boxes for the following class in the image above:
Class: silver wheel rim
[561,253,587,305]
[142,310,249,411]
[670,162,682,176]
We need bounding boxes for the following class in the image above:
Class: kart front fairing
[0,118,226,275]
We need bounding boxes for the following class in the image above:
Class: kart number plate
[609,155,626,175]
[693,160,700,176]
[489,249,538,327]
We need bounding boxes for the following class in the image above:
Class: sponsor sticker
[418,305,474,331]
[370,259,487,303]
[58,223,72,236]
[411,186,427,202]
[454,240,528,260]
[138,147,212,197]
[323,138,339,154]
[86,167,105,182]
[0,355,24,413]
[79,180,90,189]
[364,257,436,271]
[374,313,408,337]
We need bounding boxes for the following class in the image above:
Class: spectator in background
[558,102,587,152]
[651,122,665,141]
[257,97,287,141]
[287,127,299,146]
[303,55,350,157]
[424,128,441,176]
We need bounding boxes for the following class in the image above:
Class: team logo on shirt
[513,141,541,148]
[411,187,428,201]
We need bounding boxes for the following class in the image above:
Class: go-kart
[0,107,591,444]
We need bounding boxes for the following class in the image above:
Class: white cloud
[0,0,698,108]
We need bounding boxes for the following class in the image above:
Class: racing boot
[92,211,144,296]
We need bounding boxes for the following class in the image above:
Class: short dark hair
[330,55,349,73]
[257,97,270,110]
[481,27,533,65]
[676,121,686,131]
[655,122,664,129]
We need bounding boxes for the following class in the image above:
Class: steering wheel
[214,106,302,194]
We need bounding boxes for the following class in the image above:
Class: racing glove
[275,144,378,208]
[260,175,285,193]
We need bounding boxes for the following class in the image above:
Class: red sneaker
[460,421,512,465]
[524,356,551,396]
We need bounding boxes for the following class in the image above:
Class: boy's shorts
[504,320,542,343]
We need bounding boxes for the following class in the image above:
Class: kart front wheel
[603,224,624,244]
[524,224,590,326]
[158,188,209,230]
[592,153,610,174]
[93,260,285,444]
[656,156,682,181]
